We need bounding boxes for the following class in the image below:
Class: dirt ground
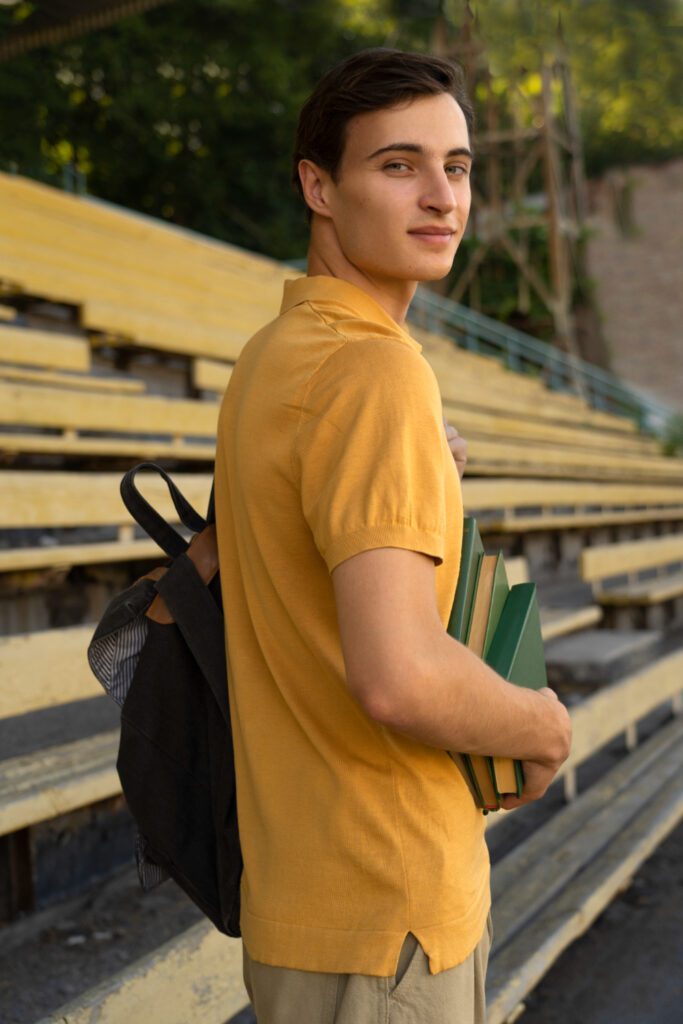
[517,817,683,1024]
[1,818,682,1023]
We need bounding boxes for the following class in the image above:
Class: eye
[383,161,411,172]
[446,164,469,177]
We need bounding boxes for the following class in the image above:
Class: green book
[447,520,548,810]
[458,552,511,811]
[447,517,484,643]
[475,552,510,657]
[446,518,491,807]
[485,583,548,797]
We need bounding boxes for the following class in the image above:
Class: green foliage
[0,0,681,263]
[662,414,683,457]
[454,0,683,175]
[0,0,398,258]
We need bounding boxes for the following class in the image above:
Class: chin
[413,258,456,282]
[415,266,453,282]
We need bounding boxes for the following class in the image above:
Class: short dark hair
[292,47,474,204]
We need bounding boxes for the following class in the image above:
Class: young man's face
[323,91,472,285]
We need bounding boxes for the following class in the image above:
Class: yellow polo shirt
[214,275,490,976]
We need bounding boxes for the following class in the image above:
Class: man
[214,47,571,1024]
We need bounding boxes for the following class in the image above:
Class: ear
[298,159,334,219]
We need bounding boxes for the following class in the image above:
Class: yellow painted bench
[0,550,595,845]
[486,649,683,1022]
[504,556,602,640]
[3,471,682,577]
[463,478,683,533]
[0,626,102,720]
[0,173,649,452]
[193,356,651,456]
[0,380,218,436]
[0,250,282,365]
[0,174,665,477]
[442,401,659,457]
[580,532,683,628]
[0,170,288,286]
[0,324,90,373]
[415,330,641,433]
[0,201,288,363]
[2,377,678,478]
[0,364,145,394]
[425,348,643,439]
[0,380,217,461]
[463,437,682,482]
[0,470,212,573]
[0,564,587,733]
[33,648,683,1024]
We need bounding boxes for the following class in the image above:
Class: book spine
[490,755,522,799]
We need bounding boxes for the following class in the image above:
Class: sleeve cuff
[323,523,445,574]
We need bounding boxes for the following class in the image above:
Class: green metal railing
[409,286,675,434]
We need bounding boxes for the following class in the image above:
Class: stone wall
[585,158,683,412]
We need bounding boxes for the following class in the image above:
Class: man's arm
[331,546,572,805]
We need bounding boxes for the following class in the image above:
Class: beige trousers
[242,914,493,1024]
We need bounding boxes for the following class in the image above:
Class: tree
[1,0,681,261]
[0,0,398,258]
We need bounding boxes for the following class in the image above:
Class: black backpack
[87,461,241,936]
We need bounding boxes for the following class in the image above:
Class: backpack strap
[121,462,207,557]
[206,478,216,526]
[155,552,230,724]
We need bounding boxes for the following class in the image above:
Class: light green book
[446,519,492,807]
[459,551,510,810]
[471,552,510,656]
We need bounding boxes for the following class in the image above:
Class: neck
[306,220,417,327]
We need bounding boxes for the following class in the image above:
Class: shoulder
[305,332,438,403]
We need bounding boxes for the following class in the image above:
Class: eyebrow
[366,142,474,161]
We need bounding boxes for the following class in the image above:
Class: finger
[499,794,525,811]
[448,438,468,461]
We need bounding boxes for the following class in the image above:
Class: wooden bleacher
[196,355,662,458]
[0,470,210,573]
[0,324,91,372]
[1,172,682,1022]
[35,649,683,1024]
[580,532,683,628]
[4,365,682,480]
[0,383,217,461]
[4,469,681,580]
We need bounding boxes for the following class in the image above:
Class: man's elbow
[348,657,427,732]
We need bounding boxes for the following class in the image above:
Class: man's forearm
[383,631,570,765]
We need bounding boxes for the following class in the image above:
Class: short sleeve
[293,338,451,574]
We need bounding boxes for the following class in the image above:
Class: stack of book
[447,518,548,812]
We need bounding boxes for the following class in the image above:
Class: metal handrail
[409,286,676,433]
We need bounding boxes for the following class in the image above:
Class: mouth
[408,228,456,244]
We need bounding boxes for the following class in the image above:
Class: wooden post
[624,722,638,752]
[0,829,34,922]
[563,767,577,803]
[118,523,135,543]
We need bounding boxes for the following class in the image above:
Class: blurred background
[2,0,682,413]
[1,4,683,1023]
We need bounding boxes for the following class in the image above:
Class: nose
[419,166,456,215]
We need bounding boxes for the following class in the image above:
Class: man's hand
[499,687,572,811]
[443,416,467,480]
